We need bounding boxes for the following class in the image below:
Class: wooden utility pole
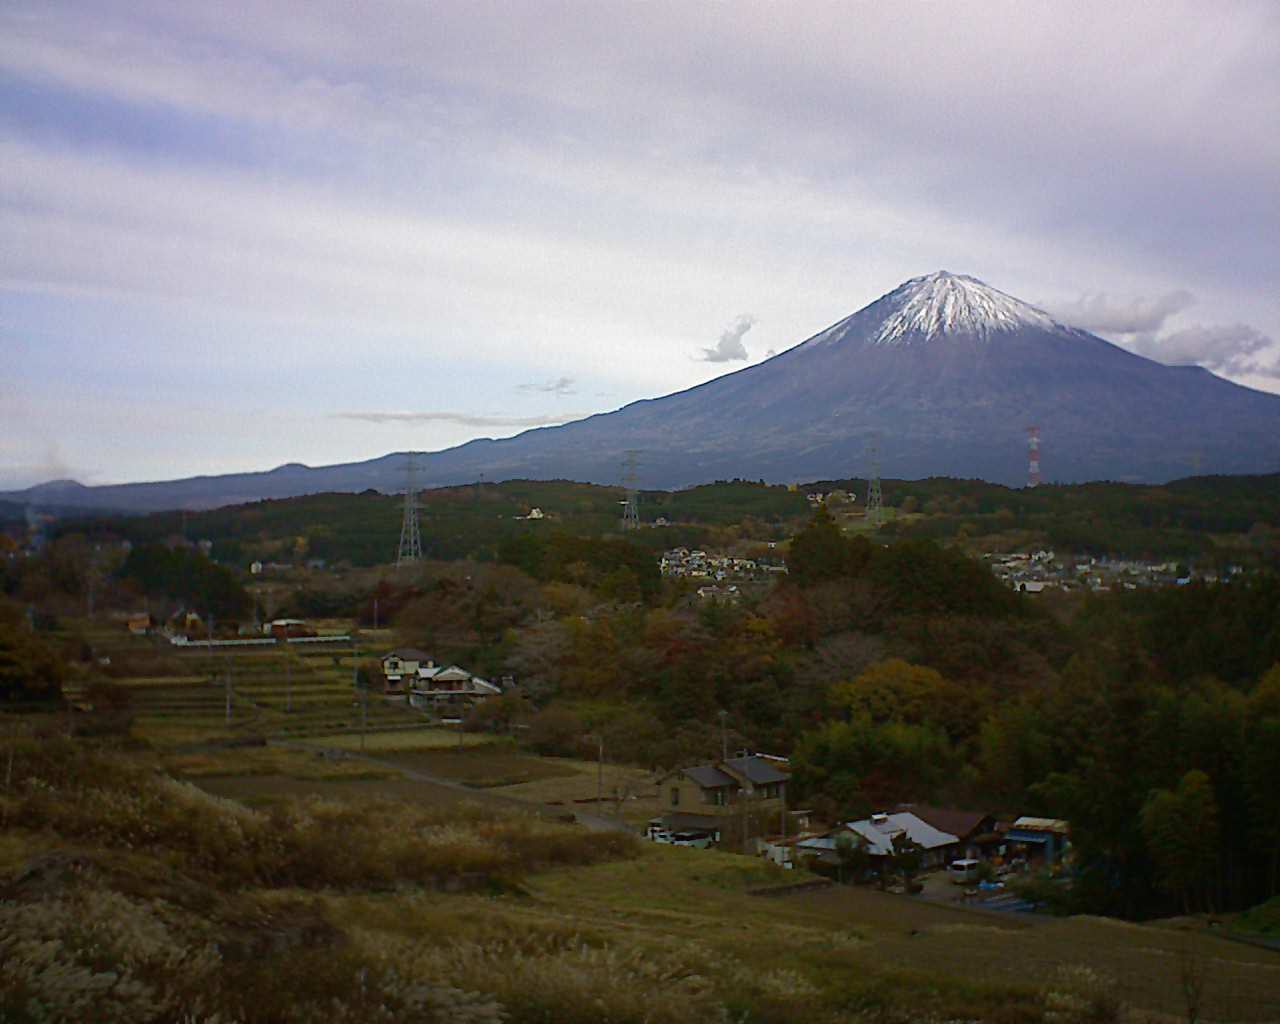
[596,734,604,806]
[353,640,366,751]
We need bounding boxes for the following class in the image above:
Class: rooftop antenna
[864,434,883,528]
[1026,426,1041,488]
[620,450,640,530]
[396,452,423,566]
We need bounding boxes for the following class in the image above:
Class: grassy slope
[3,721,1279,1023]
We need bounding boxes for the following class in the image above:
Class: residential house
[381,648,433,693]
[797,811,959,869]
[648,755,789,845]
[409,663,502,711]
[1005,816,1070,868]
[895,805,1002,861]
[268,618,315,641]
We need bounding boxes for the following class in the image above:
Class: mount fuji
[9,272,1280,511]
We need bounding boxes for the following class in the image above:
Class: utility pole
[286,647,292,714]
[718,710,728,763]
[780,783,788,863]
[596,733,605,806]
[353,638,366,751]
[224,654,232,724]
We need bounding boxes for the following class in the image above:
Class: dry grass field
[491,757,664,822]
[377,746,581,787]
[10,628,1279,1021]
[163,745,402,781]
[290,728,494,751]
[192,772,496,811]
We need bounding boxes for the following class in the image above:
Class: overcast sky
[4,1,1278,488]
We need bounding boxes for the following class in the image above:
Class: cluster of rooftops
[379,648,502,703]
[648,755,1068,868]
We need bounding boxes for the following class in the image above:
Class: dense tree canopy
[118,545,251,620]
[0,624,66,705]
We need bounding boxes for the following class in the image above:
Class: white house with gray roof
[797,811,959,868]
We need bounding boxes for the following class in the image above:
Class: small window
[670,787,680,807]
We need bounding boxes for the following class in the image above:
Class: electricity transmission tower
[864,435,883,529]
[619,450,640,530]
[396,453,423,566]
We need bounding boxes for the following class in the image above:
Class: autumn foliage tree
[1141,770,1221,913]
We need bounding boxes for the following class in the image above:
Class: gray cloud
[1129,323,1280,378]
[517,376,576,396]
[699,314,756,362]
[1050,290,1196,335]
[334,411,585,427]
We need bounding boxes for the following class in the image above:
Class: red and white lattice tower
[1026,426,1041,488]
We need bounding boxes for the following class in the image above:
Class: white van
[948,858,982,884]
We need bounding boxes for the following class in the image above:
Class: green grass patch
[1234,894,1280,937]
[293,728,494,751]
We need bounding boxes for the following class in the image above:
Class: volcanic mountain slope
[420,271,1280,487]
[10,272,1280,510]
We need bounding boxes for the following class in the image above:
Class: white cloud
[517,377,577,396]
[1130,323,1279,378]
[1049,290,1195,335]
[2,0,1278,485]
[698,315,755,363]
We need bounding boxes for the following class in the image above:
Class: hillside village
[983,549,1247,592]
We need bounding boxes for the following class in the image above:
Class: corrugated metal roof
[1012,816,1069,834]
[842,813,960,856]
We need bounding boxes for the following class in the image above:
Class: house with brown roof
[408,664,502,711]
[895,805,1002,860]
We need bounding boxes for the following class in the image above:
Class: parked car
[669,831,713,849]
[948,858,982,884]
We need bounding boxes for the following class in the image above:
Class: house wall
[665,777,729,813]
[663,776,786,817]
[383,656,420,678]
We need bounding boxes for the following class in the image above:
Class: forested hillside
[35,473,1280,569]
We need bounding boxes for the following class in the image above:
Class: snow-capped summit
[872,271,1062,345]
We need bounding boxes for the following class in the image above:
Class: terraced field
[79,628,452,750]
